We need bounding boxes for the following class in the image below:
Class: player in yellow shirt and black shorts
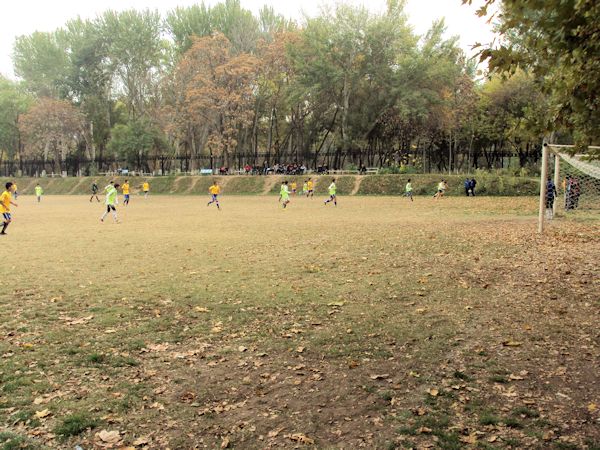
[142,181,150,198]
[122,180,130,206]
[207,181,221,210]
[1,182,18,235]
[306,178,314,198]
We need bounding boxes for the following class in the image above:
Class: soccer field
[1,195,598,449]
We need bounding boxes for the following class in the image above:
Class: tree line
[0,0,596,177]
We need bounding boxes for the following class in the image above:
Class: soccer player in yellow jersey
[207,181,221,209]
[13,182,18,200]
[142,181,150,198]
[122,180,130,206]
[291,181,297,195]
[1,182,18,235]
[306,178,314,198]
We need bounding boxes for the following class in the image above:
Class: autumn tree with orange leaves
[19,98,86,174]
[166,33,259,170]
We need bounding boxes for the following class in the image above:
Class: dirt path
[262,177,279,195]
[350,176,362,195]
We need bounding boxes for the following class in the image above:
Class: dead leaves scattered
[287,433,315,445]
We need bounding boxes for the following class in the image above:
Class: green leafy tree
[0,77,33,167]
[13,31,70,97]
[465,0,600,155]
[100,9,166,119]
[108,119,163,170]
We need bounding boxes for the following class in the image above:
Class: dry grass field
[0,194,598,449]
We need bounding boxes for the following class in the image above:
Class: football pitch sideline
[1,195,598,449]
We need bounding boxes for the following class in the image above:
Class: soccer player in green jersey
[280,181,290,208]
[324,178,337,206]
[100,183,120,223]
[35,184,44,203]
[405,179,413,202]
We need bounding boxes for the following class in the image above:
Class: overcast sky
[0,0,496,79]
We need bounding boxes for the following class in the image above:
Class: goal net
[538,144,600,232]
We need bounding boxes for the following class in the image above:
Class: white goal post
[538,142,600,233]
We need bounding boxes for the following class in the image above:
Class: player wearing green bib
[324,178,337,206]
[279,181,290,208]
[100,183,120,223]
[34,184,44,203]
[405,179,413,202]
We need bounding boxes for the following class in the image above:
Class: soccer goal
[538,143,600,232]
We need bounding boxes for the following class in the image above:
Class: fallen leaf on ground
[132,437,149,446]
[370,374,390,380]
[288,433,315,445]
[427,388,439,397]
[502,341,522,347]
[327,301,345,307]
[460,434,478,444]
[97,429,121,444]
[268,427,285,438]
[220,437,230,448]
[35,409,51,419]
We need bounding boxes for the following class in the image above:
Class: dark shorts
[546,198,554,208]
[106,205,116,212]
[211,194,218,201]
[2,212,11,221]
[124,194,130,200]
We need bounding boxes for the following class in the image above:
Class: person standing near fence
[470,178,477,196]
